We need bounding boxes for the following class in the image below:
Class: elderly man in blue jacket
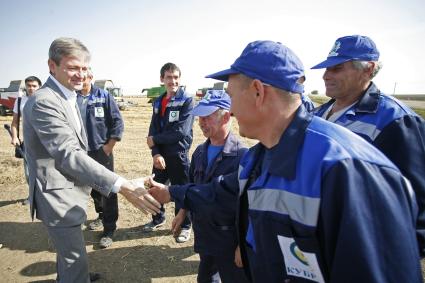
[166,90,249,283]
[311,35,425,256]
[77,69,124,248]
[148,40,422,283]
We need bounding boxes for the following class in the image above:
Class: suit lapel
[45,78,88,149]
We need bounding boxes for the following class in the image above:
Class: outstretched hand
[119,180,161,215]
[146,176,172,204]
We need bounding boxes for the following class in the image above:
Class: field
[0,97,256,283]
[0,96,424,282]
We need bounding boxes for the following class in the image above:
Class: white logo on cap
[202,92,211,104]
[328,41,341,57]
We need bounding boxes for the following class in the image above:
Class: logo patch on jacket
[95,107,105,118]
[278,235,325,283]
[169,110,179,122]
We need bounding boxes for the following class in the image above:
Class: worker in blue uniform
[311,35,425,256]
[168,89,249,283]
[77,69,124,248]
[144,62,194,243]
[148,41,422,283]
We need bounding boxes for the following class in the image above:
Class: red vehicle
[0,80,25,116]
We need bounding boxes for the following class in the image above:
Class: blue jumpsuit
[148,87,194,226]
[172,132,248,282]
[171,106,421,282]
[314,82,425,255]
[77,84,124,233]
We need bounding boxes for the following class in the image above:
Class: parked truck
[141,85,187,103]
[0,80,25,116]
[195,82,227,98]
[94,80,129,110]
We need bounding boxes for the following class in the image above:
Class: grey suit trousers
[46,224,90,283]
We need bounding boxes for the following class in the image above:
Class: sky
[1,0,424,95]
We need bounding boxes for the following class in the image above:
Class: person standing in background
[144,62,194,243]
[10,76,41,205]
[311,35,425,255]
[77,69,124,249]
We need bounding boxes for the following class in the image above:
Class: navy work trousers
[88,147,118,233]
[151,151,191,229]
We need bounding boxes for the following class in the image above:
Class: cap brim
[205,68,240,81]
[192,105,219,117]
[311,57,352,69]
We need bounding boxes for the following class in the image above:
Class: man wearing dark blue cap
[151,90,249,283]
[149,40,421,282]
[312,35,425,256]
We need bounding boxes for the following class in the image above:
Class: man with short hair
[311,35,425,255]
[77,69,124,248]
[144,62,194,243]
[149,40,422,282]
[23,37,160,282]
[11,76,42,205]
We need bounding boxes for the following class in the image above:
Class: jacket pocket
[44,168,74,190]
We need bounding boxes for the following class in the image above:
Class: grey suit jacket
[23,78,119,227]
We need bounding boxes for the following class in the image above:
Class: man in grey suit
[23,37,160,283]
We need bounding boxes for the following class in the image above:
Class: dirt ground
[1,97,424,282]
[0,97,257,283]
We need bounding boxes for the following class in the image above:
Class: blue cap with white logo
[206,40,305,94]
[192,90,231,117]
[311,35,380,69]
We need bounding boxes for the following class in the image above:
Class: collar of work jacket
[319,82,381,116]
[249,105,313,181]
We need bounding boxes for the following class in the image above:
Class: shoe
[89,272,101,282]
[142,219,166,232]
[99,231,114,249]
[88,217,103,230]
[176,228,191,243]
[22,199,29,205]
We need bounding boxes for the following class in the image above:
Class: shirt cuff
[112,176,127,193]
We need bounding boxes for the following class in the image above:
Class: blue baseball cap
[311,35,380,69]
[206,40,305,94]
[192,90,231,117]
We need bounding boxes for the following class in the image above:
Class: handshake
[118,175,172,215]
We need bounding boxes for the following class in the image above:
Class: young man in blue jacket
[77,69,124,248]
[144,62,194,243]
[311,35,425,256]
[149,41,422,282]
[168,90,249,282]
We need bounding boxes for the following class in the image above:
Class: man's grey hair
[87,67,93,79]
[352,60,383,79]
[216,109,232,130]
[49,37,91,65]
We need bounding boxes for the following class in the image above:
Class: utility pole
[393,82,397,95]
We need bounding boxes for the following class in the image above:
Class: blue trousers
[151,151,191,229]
[197,253,250,283]
[88,148,118,233]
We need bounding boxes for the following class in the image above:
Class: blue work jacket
[78,84,124,152]
[171,105,421,283]
[149,87,194,156]
[174,132,247,256]
[314,82,425,254]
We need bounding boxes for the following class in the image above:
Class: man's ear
[365,62,375,78]
[222,111,231,124]
[160,76,164,83]
[252,79,266,106]
[48,59,56,76]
